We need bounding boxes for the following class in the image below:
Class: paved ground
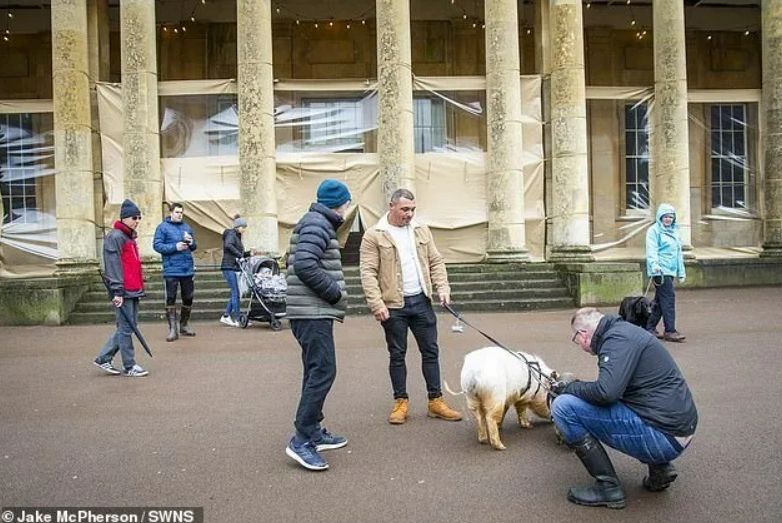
[1,287,781,523]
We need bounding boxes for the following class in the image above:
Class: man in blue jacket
[153,202,197,341]
[550,307,698,509]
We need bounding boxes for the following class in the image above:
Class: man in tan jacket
[360,188,462,424]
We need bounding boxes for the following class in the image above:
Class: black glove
[547,374,578,407]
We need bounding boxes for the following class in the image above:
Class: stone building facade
[0,0,780,323]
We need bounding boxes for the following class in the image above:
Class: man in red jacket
[93,199,149,377]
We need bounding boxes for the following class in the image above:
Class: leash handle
[644,277,654,298]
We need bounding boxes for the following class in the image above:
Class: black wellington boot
[643,462,677,491]
[179,305,196,337]
[165,306,178,342]
[567,434,627,509]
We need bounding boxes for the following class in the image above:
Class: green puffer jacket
[285,203,347,321]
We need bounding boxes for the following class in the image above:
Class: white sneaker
[220,315,236,327]
[93,360,120,375]
[123,364,149,377]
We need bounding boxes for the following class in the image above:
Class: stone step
[73,287,571,313]
[67,296,575,325]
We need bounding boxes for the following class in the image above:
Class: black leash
[441,303,554,393]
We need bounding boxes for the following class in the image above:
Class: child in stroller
[236,256,287,330]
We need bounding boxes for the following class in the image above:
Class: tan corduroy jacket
[359,214,450,313]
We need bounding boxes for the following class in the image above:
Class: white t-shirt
[386,223,423,296]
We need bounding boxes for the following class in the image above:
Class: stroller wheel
[270,319,283,331]
[239,313,249,329]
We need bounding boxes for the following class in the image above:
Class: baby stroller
[236,256,287,331]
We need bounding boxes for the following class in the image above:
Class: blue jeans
[222,270,240,320]
[96,297,139,371]
[291,319,337,442]
[381,293,442,400]
[551,394,684,465]
[647,275,676,333]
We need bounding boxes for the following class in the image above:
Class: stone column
[87,0,109,248]
[548,0,591,261]
[52,0,98,271]
[376,0,415,201]
[651,0,692,248]
[761,0,782,257]
[484,0,529,262]
[120,0,162,257]
[237,0,278,255]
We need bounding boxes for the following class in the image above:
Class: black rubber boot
[179,305,196,337]
[643,462,677,491]
[567,434,627,509]
[165,306,178,342]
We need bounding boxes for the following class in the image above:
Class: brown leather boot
[427,396,462,421]
[388,399,409,425]
[664,331,686,343]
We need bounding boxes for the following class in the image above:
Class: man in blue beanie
[284,179,351,471]
[93,199,148,377]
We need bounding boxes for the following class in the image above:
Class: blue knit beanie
[316,179,352,209]
[120,199,141,219]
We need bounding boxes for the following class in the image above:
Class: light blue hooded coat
[646,203,685,279]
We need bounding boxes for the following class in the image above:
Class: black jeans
[164,276,194,307]
[381,293,442,400]
[646,275,676,333]
[290,318,337,442]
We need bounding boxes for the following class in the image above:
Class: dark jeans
[551,394,685,465]
[381,293,442,400]
[95,297,139,371]
[290,319,337,442]
[646,275,676,333]
[222,270,240,320]
[164,276,194,307]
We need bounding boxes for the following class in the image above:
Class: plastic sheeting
[96,76,546,262]
[587,86,761,255]
[0,110,57,276]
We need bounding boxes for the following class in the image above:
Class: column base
[548,245,594,263]
[485,249,530,263]
[55,259,99,276]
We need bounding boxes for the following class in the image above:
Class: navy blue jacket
[153,217,196,278]
[565,314,698,437]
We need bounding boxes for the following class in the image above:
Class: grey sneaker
[123,364,149,377]
[93,359,120,375]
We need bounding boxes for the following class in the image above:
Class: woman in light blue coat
[645,203,686,342]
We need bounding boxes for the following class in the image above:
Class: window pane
[711,105,720,128]
[626,159,636,183]
[625,132,636,156]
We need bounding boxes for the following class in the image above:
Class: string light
[7,12,13,19]
[181,25,186,32]
[190,16,195,22]
[626,0,631,4]
[163,26,168,32]
[707,34,712,40]
[276,7,281,15]
[173,27,178,33]
[586,2,591,8]
[744,30,750,36]
[361,19,366,25]
[346,22,351,29]
[296,19,300,25]
[526,28,531,35]
[314,22,318,28]
[472,22,476,28]
[631,19,636,26]
[462,14,467,20]
[329,20,333,27]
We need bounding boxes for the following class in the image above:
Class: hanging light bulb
[314,22,319,28]
[163,26,168,32]
[276,7,281,15]
[3,35,8,42]
[8,12,13,19]
[462,14,467,20]
[346,22,351,29]
[626,0,631,4]
[526,28,531,35]
[200,0,205,4]
[707,34,712,40]
[631,19,636,26]
[481,23,485,29]
[173,27,178,33]
[744,30,750,36]
[190,16,195,22]
[181,25,186,32]
[361,19,366,25]
[329,20,333,27]
[586,2,591,8]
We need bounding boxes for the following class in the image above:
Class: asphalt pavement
[1,286,780,523]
